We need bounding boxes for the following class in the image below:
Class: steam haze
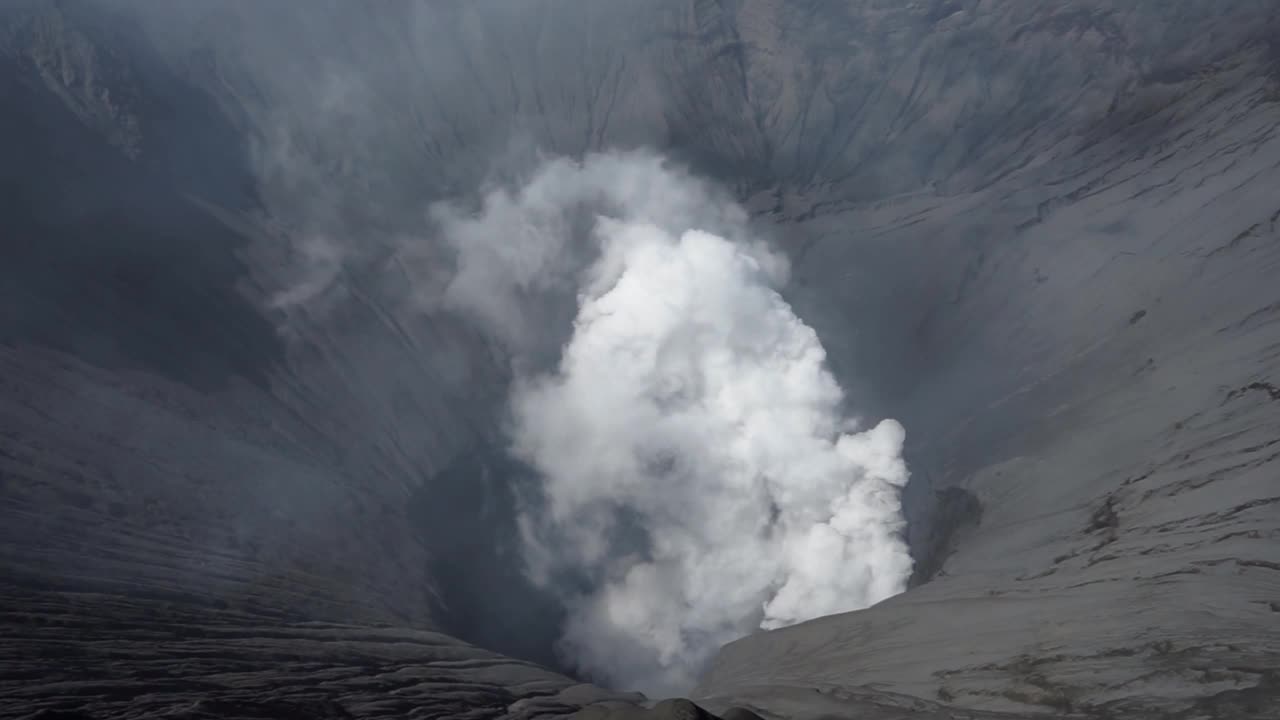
[432,152,913,694]
[7,1,1280,717]
[49,0,915,696]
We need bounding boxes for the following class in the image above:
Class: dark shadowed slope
[3,1,1280,718]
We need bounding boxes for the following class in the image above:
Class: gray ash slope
[2,1,1280,718]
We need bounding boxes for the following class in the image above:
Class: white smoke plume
[433,150,912,695]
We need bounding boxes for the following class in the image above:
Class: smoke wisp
[433,151,913,695]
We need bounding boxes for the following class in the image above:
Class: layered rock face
[2,1,1279,718]
[700,41,1280,718]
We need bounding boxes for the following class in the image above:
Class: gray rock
[2,1,1279,719]
[571,698,720,720]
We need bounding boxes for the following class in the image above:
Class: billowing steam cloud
[432,151,912,695]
